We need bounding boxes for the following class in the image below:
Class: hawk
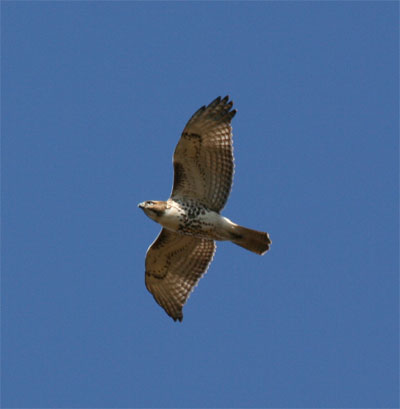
[139,96,271,321]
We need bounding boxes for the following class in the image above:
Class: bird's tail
[229,224,271,255]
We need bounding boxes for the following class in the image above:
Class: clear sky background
[2,2,398,408]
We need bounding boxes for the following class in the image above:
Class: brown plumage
[139,96,271,321]
[229,224,271,255]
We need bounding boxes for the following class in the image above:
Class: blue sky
[2,2,398,408]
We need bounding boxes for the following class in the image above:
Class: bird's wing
[171,96,236,212]
[145,228,216,321]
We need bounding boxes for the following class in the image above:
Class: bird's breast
[157,205,182,232]
[157,200,231,240]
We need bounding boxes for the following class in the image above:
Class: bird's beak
[138,202,145,209]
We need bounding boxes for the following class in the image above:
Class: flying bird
[139,96,271,321]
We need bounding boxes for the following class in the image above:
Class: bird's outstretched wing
[145,228,216,321]
[171,96,236,212]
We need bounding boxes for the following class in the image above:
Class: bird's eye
[147,201,154,206]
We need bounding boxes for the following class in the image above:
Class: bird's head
[138,200,167,222]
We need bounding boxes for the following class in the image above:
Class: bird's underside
[139,96,271,321]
